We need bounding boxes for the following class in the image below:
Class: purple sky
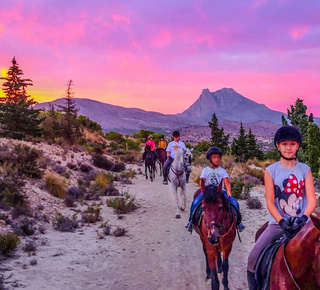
[0,0,320,115]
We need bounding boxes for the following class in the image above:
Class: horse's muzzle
[185,166,191,174]
[208,235,220,245]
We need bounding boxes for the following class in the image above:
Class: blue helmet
[274,125,302,147]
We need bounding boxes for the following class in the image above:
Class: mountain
[178,88,284,124]
[35,98,199,133]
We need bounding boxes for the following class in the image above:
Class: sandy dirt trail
[3,165,268,290]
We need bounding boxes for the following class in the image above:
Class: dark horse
[156,148,167,176]
[255,213,320,289]
[144,145,156,182]
[193,184,237,290]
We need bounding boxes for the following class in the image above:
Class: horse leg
[145,164,148,179]
[211,268,220,290]
[173,185,181,219]
[180,184,187,211]
[206,247,220,289]
[218,252,223,273]
[150,166,153,182]
[203,246,212,280]
[221,250,231,290]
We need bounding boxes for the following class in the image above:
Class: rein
[171,167,184,187]
[283,241,301,290]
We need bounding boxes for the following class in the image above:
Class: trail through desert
[3,165,269,290]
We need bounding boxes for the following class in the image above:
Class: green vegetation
[45,174,67,198]
[106,192,139,214]
[208,113,229,154]
[0,233,20,256]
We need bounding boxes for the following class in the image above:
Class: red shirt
[146,140,156,151]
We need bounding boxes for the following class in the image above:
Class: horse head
[202,183,229,245]
[311,214,320,286]
[183,148,193,174]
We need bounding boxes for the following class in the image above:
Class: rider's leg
[163,157,172,184]
[223,191,245,231]
[142,151,146,161]
[186,192,203,231]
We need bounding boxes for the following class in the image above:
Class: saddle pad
[255,237,288,290]
[192,201,203,228]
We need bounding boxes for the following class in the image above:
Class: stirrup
[185,222,193,233]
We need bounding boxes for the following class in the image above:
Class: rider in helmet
[158,135,167,150]
[163,130,186,185]
[247,125,317,289]
[186,146,245,232]
[142,135,157,161]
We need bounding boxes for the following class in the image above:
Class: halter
[171,167,184,187]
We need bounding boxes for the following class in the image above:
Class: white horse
[168,148,193,219]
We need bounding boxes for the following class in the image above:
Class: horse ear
[190,148,194,152]
[217,182,223,193]
[311,215,320,230]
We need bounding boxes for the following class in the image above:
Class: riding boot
[247,270,258,290]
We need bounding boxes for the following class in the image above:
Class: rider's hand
[279,219,293,237]
[226,190,232,197]
[295,215,308,229]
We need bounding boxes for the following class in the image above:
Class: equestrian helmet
[148,135,153,139]
[172,131,180,137]
[274,125,302,147]
[206,146,222,160]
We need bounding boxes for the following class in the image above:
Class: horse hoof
[175,215,181,219]
[180,207,185,211]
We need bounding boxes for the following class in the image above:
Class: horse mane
[203,186,220,204]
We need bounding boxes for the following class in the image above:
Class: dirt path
[3,166,268,290]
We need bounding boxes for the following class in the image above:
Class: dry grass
[45,173,67,199]
[95,171,113,188]
[191,165,202,185]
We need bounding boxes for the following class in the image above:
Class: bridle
[170,151,191,186]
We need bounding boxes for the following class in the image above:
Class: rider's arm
[224,177,232,197]
[265,170,283,223]
[304,169,317,218]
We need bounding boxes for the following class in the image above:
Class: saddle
[192,201,203,228]
[255,236,289,290]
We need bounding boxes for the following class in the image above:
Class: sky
[0,0,320,115]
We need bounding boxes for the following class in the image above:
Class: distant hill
[178,88,285,124]
[35,98,199,133]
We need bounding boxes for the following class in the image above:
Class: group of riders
[142,125,318,289]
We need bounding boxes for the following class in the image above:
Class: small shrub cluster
[112,162,126,172]
[22,239,37,254]
[106,192,139,214]
[245,166,264,184]
[231,178,244,199]
[246,197,263,209]
[120,169,136,179]
[45,174,66,198]
[113,227,127,237]
[13,217,35,236]
[82,204,101,223]
[95,172,114,188]
[103,185,120,196]
[0,233,20,256]
[52,213,79,232]
[92,154,114,171]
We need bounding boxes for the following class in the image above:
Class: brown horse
[255,214,320,289]
[193,185,237,290]
[156,148,166,176]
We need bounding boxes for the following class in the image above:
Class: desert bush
[112,162,126,172]
[113,226,127,237]
[79,163,92,173]
[241,183,254,199]
[103,184,120,196]
[52,165,67,175]
[109,141,119,151]
[92,154,114,170]
[192,153,209,167]
[246,197,263,209]
[120,169,136,179]
[245,166,265,184]
[231,178,244,199]
[0,233,20,256]
[64,195,76,207]
[52,213,79,232]
[246,158,274,169]
[0,144,44,178]
[82,204,101,223]
[242,174,262,186]
[106,192,139,214]
[13,217,35,236]
[95,171,113,188]
[45,174,66,198]
[67,187,83,199]
[22,239,37,253]
[105,131,124,142]
[119,152,141,163]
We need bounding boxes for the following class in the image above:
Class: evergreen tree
[231,122,247,162]
[287,99,309,149]
[246,129,264,160]
[306,122,320,175]
[208,113,230,154]
[40,104,63,141]
[281,115,288,126]
[308,113,314,123]
[0,57,43,139]
[58,80,82,144]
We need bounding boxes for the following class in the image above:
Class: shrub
[0,233,20,256]
[95,172,113,188]
[45,174,66,198]
[52,165,67,175]
[120,169,136,179]
[109,141,119,151]
[0,144,44,178]
[67,187,83,199]
[103,185,120,196]
[22,240,37,253]
[52,213,79,232]
[64,195,75,207]
[231,178,244,199]
[82,204,101,223]
[112,162,126,172]
[119,152,141,163]
[113,227,127,237]
[241,183,254,200]
[13,217,35,236]
[242,175,262,186]
[105,131,124,142]
[106,192,139,214]
[191,166,202,184]
[245,166,265,184]
[79,163,92,173]
[246,197,263,209]
[92,154,114,170]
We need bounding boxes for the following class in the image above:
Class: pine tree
[281,115,288,126]
[208,113,230,154]
[287,99,309,149]
[0,57,43,139]
[58,80,82,144]
[40,104,63,141]
[246,129,264,160]
[306,122,320,175]
[231,122,247,162]
[308,113,314,123]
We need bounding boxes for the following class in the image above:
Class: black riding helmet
[274,125,302,160]
[206,146,222,160]
[172,131,180,137]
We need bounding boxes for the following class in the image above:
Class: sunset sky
[0,0,319,115]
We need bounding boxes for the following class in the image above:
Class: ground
[2,165,269,290]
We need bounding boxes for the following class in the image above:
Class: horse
[254,213,320,289]
[184,148,193,183]
[168,148,192,219]
[193,184,237,290]
[156,148,167,176]
[144,145,156,182]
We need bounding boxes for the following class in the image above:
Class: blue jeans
[188,190,240,223]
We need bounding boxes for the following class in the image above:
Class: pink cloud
[112,14,131,24]
[289,25,310,40]
[151,30,172,47]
